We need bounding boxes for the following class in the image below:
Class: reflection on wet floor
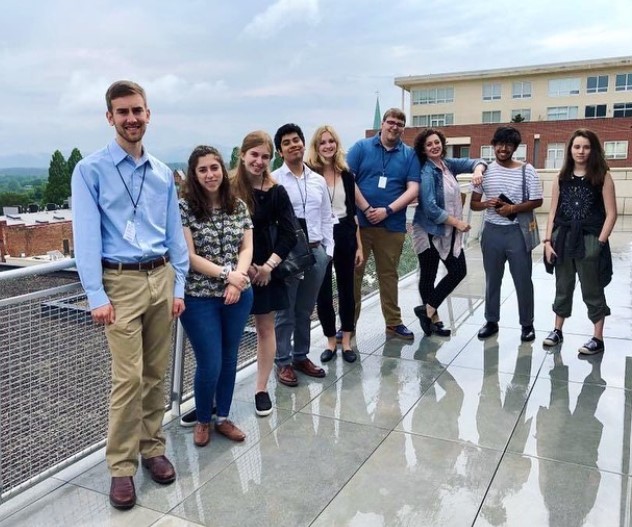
[2,219,632,526]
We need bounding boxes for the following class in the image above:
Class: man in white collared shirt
[272,123,334,387]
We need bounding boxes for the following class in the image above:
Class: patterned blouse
[179,198,253,298]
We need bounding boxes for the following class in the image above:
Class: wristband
[542,239,551,244]
[385,205,394,216]
[362,205,371,213]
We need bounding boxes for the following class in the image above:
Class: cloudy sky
[1,0,631,167]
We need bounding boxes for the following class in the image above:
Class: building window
[412,113,454,127]
[547,106,578,120]
[411,87,454,105]
[615,73,632,91]
[546,143,565,169]
[604,141,628,159]
[512,81,532,99]
[586,75,608,94]
[613,102,632,117]
[480,146,495,162]
[482,110,501,123]
[548,78,580,96]
[483,83,502,101]
[514,144,527,161]
[585,104,607,118]
[511,109,531,121]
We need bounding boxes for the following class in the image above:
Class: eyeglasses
[384,119,405,128]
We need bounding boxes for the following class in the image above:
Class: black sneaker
[180,408,197,427]
[579,337,605,355]
[520,325,536,342]
[543,329,563,347]
[180,406,216,427]
[255,391,273,417]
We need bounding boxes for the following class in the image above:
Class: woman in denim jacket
[412,129,486,336]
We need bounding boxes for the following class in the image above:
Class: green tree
[272,151,283,171]
[43,150,70,205]
[67,147,83,176]
[228,147,240,170]
[0,192,30,211]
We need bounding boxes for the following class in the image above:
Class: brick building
[0,210,73,261]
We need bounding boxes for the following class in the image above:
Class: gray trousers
[275,245,329,366]
[481,222,534,326]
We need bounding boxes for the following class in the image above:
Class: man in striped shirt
[470,126,543,342]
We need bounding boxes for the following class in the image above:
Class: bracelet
[362,205,371,213]
[264,262,275,270]
[542,239,551,244]
[385,205,394,216]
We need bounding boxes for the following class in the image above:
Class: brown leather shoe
[215,419,246,442]
[109,476,136,510]
[194,422,211,447]
[276,365,298,386]
[141,455,176,484]
[293,358,326,378]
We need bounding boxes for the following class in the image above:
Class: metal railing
[0,220,429,502]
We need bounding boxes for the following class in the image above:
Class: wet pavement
[1,217,631,526]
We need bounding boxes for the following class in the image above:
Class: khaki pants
[354,227,405,327]
[102,263,175,476]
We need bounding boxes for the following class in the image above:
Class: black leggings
[317,221,357,336]
[417,233,467,310]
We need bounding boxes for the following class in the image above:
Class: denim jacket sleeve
[420,163,449,225]
[444,158,487,176]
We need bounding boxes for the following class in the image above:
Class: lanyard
[293,167,308,216]
[380,146,393,176]
[115,163,147,216]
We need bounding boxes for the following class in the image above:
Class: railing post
[171,319,186,417]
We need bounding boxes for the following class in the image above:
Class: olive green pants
[553,233,610,323]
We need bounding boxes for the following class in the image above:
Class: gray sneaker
[543,329,563,347]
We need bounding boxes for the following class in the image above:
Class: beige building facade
[395,56,632,129]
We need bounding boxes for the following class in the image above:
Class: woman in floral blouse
[179,145,253,447]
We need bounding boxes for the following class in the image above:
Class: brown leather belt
[308,242,321,248]
[102,255,169,271]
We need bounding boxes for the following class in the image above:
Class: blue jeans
[180,290,253,422]
[275,245,329,366]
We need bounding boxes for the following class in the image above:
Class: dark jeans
[317,221,357,335]
[417,232,467,310]
[180,290,253,422]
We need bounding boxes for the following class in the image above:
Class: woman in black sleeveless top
[542,129,617,355]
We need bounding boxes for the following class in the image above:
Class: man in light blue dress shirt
[71,80,189,510]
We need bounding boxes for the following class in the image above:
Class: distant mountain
[0,167,48,177]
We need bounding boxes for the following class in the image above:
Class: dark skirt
[250,277,289,315]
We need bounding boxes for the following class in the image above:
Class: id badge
[123,220,136,242]
[378,176,387,189]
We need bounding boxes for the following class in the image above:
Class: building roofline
[394,55,632,90]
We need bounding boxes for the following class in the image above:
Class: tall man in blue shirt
[71,80,189,510]
[348,108,420,340]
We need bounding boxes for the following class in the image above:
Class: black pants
[417,233,467,310]
[317,221,357,336]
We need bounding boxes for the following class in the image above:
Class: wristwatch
[219,265,231,283]
[385,205,394,216]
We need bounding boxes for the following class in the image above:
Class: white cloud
[242,0,320,38]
